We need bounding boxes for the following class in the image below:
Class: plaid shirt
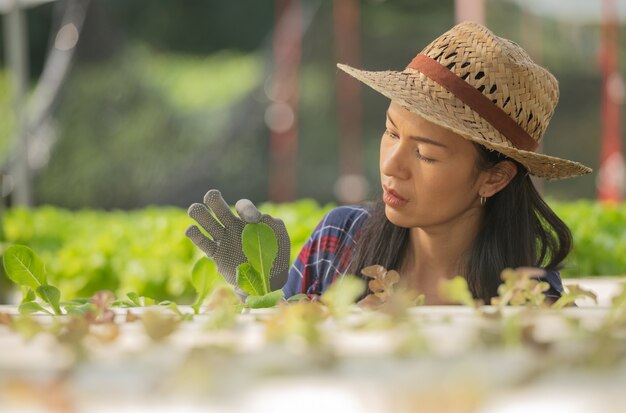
[281,205,564,300]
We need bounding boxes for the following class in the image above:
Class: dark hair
[346,143,572,303]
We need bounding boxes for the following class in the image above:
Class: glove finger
[185,225,217,258]
[260,214,291,277]
[260,214,290,243]
[188,203,225,240]
[204,189,237,227]
[235,199,262,224]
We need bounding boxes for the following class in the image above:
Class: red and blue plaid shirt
[282,206,369,298]
[281,205,564,300]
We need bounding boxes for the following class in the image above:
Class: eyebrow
[386,112,448,148]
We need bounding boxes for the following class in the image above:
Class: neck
[401,208,483,299]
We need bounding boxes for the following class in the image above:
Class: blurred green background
[1,0,623,207]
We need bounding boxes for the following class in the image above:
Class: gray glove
[185,189,291,294]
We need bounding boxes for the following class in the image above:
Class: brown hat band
[407,54,539,152]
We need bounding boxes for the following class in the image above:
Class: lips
[382,185,409,207]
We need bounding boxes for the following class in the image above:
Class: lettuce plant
[235,222,285,308]
[3,245,62,315]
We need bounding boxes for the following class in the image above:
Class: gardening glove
[185,189,291,298]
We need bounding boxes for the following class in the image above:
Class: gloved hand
[185,189,291,297]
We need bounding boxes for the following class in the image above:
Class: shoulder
[536,269,564,298]
[317,205,370,233]
[296,205,371,259]
[282,205,370,298]
[310,205,371,243]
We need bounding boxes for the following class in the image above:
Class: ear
[478,160,518,198]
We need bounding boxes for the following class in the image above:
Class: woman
[187,22,591,304]
[284,21,592,304]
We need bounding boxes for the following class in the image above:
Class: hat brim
[337,63,592,180]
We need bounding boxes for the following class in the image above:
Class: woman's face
[380,102,485,229]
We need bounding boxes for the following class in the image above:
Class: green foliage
[236,263,266,296]
[191,258,227,314]
[3,244,195,324]
[265,300,328,348]
[3,245,62,314]
[438,276,476,307]
[203,286,242,329]
[552,284,598,309]
[321,275,366,318]
[111,292,156,308]
[241,222,278,294]
[0,2,615,209]
[36,285,61,315]
[1,200,625,306]
[234,221,284,308]
[2,206,199,302]
[18,301,52,315]
[106,1,274,54]
[550,201,626,277]
[138,49,262,111]
[257,199,335,263]
[1,201,331,303]
[35,48,264,209]
[245,290,285,309]
[492,268,550,307]
[3,245,47,290]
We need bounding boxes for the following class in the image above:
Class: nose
[381,139,411,180]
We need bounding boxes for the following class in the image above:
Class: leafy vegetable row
[0,200,333,302]
[0,200,623,303]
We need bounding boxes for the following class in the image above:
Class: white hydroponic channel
[0,278,624,413]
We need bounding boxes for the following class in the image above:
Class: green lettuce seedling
[240,222,277,294]
[235,222,285,308]
[492,268,549,307]
[191,257,228,314]
[111,292,156,308]
[439,276,476,307]
[552,284,597,309]
[3,245,62,315]
[245,290,285,308]
[321,275,366,318]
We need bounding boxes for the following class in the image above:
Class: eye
[416,151,436,163]
[384,128,399,139]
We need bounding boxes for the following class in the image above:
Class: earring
[480,196,486,207]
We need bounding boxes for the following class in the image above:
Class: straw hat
[337,21,592,179]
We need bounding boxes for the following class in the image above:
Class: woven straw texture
[337,21,591,180]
